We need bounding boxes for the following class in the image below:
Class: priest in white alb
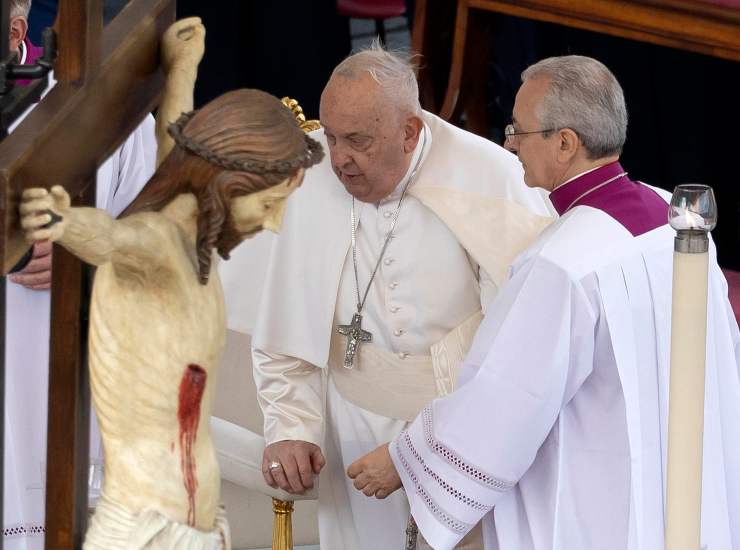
[348,55,740,550]
[251,42,553,549]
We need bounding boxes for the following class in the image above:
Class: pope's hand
[262,440,326,494]
[9,241,53,290]
[20,186,70,244]
[161,17,205,76]
[347,443,402,499]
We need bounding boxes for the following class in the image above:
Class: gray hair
[522,55,627,159]
[9,0,31,18]
[331,38,422,116]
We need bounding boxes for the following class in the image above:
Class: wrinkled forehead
[320,74,395,135]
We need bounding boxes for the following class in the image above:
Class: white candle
[664,245,709,550]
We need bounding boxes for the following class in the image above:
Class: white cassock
[3,82,156,548]
[391,198,740,549]
[250,111,554,550]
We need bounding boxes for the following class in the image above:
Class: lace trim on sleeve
[423,405,514,492]
[395,436,473,535]
[402,431,489,512]
[3,523,45,539]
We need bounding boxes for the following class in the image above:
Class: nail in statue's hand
[19,186,70,245]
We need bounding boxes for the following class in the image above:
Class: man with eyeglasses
[348,55,740,550]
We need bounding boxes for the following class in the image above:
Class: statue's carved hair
[122,89,323,283]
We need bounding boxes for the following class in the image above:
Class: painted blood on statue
[178,364,207,526]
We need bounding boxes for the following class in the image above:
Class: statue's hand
[20,185,71,244]
[161,17,205,76]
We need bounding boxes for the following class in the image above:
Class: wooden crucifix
[0,1,174,548]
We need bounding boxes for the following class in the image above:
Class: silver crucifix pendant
[337,312,372,369]
[405,516,419,550]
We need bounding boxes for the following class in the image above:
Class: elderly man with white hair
[252,41,552,549]
[348,55,740,550]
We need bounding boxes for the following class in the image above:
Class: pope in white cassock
[251,41,553,550]
[3,2,156,548]
[349,55,740,550]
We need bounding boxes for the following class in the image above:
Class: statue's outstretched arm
[156,17,205,166]
[20,186,164,270]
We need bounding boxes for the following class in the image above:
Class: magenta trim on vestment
[549,161,669,236]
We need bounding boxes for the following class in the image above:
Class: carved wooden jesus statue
[18,89,323,549]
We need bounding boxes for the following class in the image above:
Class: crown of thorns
[167,110,323,175]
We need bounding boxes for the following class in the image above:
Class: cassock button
[389,282,399,289]
[390,306,400,313]
[398,351,409,359]
[383,211,392,218]
[383,258,394,266]
[394,329,405,336]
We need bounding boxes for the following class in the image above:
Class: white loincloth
[84,495,230,550]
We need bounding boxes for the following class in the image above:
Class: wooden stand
[414,0,740,129]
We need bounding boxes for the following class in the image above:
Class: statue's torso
[88,215,225,530]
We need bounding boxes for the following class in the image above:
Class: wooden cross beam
[0,1,174,548]
[1,0,175,272]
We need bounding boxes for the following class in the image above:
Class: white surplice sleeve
[252,349,324,447]
[390,257,597,549]
[96,114,156,217]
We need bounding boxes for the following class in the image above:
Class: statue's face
[229,169,304,237]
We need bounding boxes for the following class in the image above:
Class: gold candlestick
[272,498,294,550]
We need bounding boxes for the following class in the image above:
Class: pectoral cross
[337,312,372,369]
[405,516,419,550]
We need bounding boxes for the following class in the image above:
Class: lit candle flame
[671,209,706,230]
[685,210,702,228]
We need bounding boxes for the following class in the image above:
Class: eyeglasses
[504,124,557,142]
